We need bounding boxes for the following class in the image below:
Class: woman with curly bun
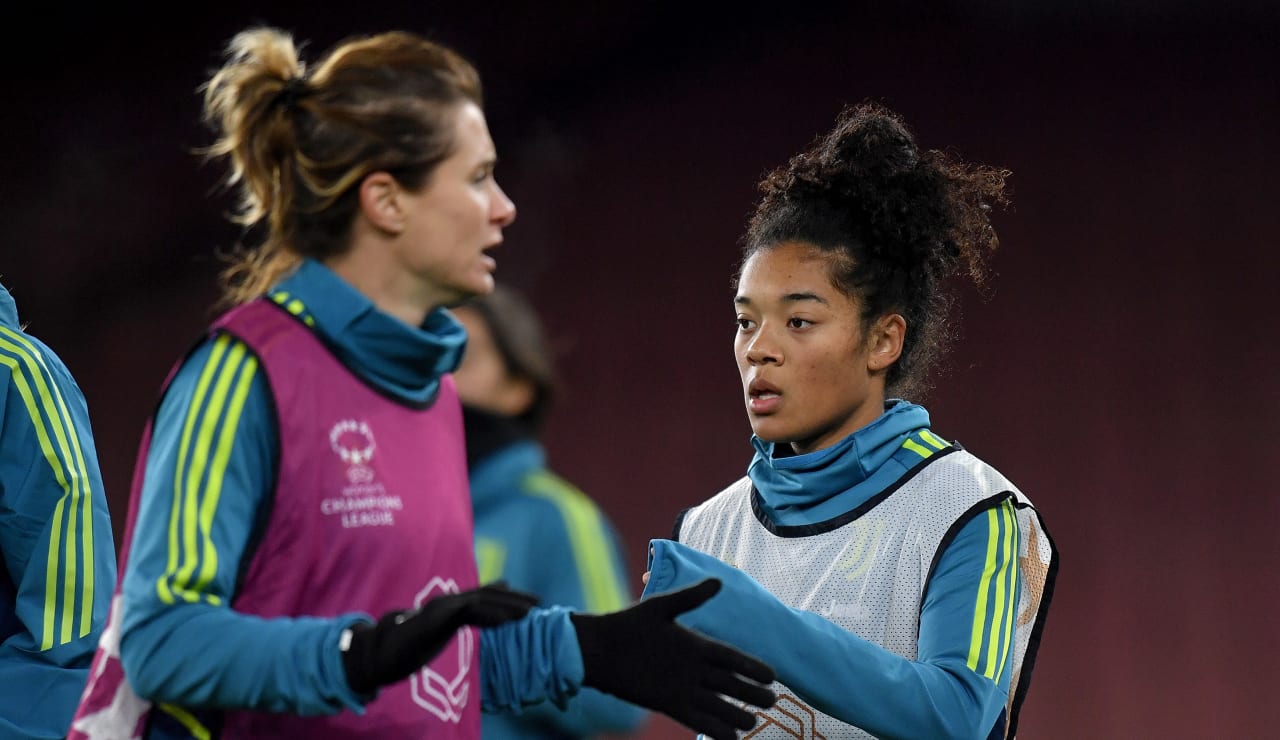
[66,25,775,740]
[643,102,1058,739]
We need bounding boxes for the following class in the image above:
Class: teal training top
[0,282,116,740]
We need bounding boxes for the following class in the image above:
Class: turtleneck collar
[272,258,467,405]
[748,400,931,526]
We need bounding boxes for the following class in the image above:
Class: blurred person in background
[643,102,1058,739]
[451,284,648,739]
[1,278,116,739]
[67,25,773,740]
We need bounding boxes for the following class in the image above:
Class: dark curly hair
[741,101,1010,400]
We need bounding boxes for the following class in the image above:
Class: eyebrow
[734,292,829,306]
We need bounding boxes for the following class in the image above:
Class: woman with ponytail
[66,26,774,740]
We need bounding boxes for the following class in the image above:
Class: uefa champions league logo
[329,419,377,484]
[409,577,473,722]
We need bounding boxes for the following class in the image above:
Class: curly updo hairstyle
[742,101,1010,400]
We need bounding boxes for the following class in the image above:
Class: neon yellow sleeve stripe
[0,328,97,649]
[1,348,70,649]
[175,340,248,604]
[191,354,259,594]
[965,501,1020,679]
[966,507,1001,673]
[158,704,212,740]
[901,438,934,460]
[525,472,627,613]
[984,502,1016,677]
[919,429,949,450]
[475,538,507,584]
[31,338,98,642]
[160,335,229,605]
[159,335,254,606]
[995,504,1022,680]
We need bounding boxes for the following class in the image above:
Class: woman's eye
[736,317,755,330]
[788,318,812,329]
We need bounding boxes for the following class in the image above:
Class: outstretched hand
[341,582,539,694]
[571,578,776,740]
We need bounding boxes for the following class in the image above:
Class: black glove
[341,581,539,694]
[570,578,776,740]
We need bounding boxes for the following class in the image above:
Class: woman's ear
[867,313,906,372]
[357,171,405,235]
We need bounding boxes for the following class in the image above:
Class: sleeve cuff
[326,613,375,713]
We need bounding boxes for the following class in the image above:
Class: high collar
[748,400,931,525]
[272,258,467,404]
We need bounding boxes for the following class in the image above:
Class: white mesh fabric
[678,450,1052,739]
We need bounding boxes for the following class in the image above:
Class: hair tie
[273,77,312,113]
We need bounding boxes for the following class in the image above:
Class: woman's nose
[744,328,781,365]
[491,181,516,226]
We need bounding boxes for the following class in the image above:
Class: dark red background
[3,3,1276,737]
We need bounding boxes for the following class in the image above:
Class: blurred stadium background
[2,2,1276,737]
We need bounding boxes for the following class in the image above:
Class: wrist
[339,621,376,696]
[568,612,609,686]
[328,620,376,710]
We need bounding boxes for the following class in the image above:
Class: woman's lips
[748,381,781,414]
[748,393,781,414]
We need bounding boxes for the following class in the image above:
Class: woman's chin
[462,273,495,297]
[749,421,792,445]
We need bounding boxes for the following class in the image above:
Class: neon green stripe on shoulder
[919,429,950,450]
[269,290,315,326]
[523,471,627,613]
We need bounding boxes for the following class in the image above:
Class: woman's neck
[323,250,437,328]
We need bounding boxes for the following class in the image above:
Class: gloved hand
[570,578,776,740]
[341,582,539,694]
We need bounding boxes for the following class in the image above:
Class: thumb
[649,577,721,619]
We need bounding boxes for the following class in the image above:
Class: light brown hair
[200,27,483,304]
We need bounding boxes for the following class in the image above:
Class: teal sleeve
[118,336,369,715]
[479,605,583,713]
[918,500,1022,727]
[519,515,646,736]
[0,326,117,740]
[644,506,1020,739]
[487,475,647,736]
